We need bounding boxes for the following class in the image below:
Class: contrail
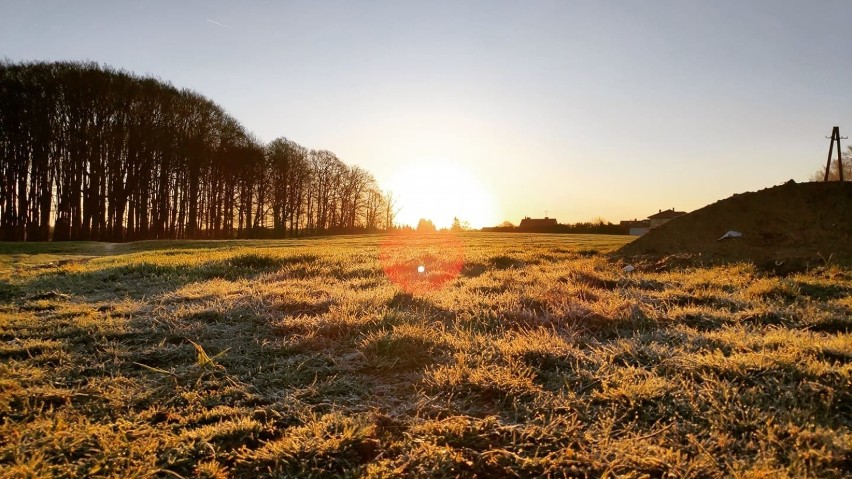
[206,18,233,29]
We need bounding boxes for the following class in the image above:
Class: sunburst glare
[386,158,498,229]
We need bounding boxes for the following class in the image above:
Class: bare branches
[0,61,393,241]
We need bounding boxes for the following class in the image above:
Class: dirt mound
[616,181,852,270]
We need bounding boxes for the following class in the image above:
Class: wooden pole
[837,128,845,181]
[824,126,846,181]
[824,126,838,182]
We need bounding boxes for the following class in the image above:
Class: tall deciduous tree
[0,61,393,241]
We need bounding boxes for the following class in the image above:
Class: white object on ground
[622,265,635,273]
[718,230,743,241]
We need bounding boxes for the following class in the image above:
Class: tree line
[482,218,625,235]
[0,61,396,241]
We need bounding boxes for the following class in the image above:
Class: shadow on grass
[387,291,455,321]
[0,279,20,302]
[19,253,319,300]
[795,280,851,300]
[459,254,529,280]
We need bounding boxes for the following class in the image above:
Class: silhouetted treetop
[416,218,436,233]
[810,146,851,182]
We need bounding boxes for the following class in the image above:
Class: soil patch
[615,181,852,269]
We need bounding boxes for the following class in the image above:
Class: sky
[2,0,851,228]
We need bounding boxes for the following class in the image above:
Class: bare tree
[0,60,394,242]
[810,146,852,182]
[382,190,400,230]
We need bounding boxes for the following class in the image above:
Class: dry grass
[0,233,849,478]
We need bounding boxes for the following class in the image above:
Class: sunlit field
[0,234,849,478]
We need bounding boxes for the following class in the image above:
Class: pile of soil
[616,181,852,270]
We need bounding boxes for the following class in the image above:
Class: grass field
[0,233,849,478]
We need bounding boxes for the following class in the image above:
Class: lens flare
[379,232,465,294]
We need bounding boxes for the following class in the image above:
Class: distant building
[620,209,686,236]
[648,208,686,228]
[619,219,650,236]
[518,217,558,232]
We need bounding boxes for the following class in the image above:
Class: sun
[385,158,498,229]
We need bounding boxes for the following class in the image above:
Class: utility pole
[824,126,847,181]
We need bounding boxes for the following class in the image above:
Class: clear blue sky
[2,0,851,227]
